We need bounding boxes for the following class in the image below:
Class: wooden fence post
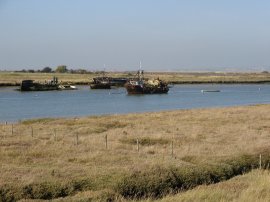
[171,141,174,157]
[105,134,108,149]
[136,139,139,152]
[11,124,13,135]
[259,154,262,169]
[31,126,33,137]
[76,134,79,145]
[54,129,57,141]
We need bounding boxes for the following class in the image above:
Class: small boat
[59,85,77,90]
[20,77,59,91]
[90,77,111,89]
[125,70,169,94]
[90,75,128,89]
[201,90,221,93]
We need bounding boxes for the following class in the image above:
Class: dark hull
[110,78,128,87]
[20,84,59,91]
[125,84,169,94]
[90,83,111,89]
[20,78,60,91]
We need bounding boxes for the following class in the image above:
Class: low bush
[0,186,20,202]
[115,153,270,199]
[0,178,92,201]
[2,153,270,201]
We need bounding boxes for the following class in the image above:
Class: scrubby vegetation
[0,179,92,201]
[152,170,270,202]
[116,153,270,199]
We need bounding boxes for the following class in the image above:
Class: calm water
[0,84,270,122]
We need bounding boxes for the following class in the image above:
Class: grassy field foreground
[1,71,270,86]
[1,105,270,201]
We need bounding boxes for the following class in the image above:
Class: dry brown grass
[1,104,270,200]
[147,71,270,83]
[1,71,270,86]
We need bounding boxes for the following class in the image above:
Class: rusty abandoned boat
[90,76,128,89]
[90,77,111,89]
[20,77,60,91]
[125,70,169,94]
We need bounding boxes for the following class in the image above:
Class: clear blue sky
[1,0,270,71]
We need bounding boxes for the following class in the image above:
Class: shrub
[0,186,19,202]
[22,182,75,199]
[0,178,92,201]
[115,153,270,199]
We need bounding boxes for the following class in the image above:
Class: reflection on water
[0,84,269,122]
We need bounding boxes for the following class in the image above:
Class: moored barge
[90,77,111,89]
[20,77,59,91]
[125,70,169,94]
[90,77,128,89]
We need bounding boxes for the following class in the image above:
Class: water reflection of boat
[20,77,59,91]
[125,70,169,94]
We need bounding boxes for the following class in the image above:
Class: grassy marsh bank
[1,72,270,86]
[144,170,270,202]
[1,105,270,201]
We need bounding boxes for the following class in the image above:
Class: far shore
[1,71,270,87]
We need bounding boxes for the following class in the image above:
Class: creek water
[0,84,270,122]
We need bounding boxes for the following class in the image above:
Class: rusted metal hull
[125,83,169,94]
[20,80,59,91]
[90,83,111,89]
[90,77,128,89]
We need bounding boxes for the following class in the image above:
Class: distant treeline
[13,65,101,74]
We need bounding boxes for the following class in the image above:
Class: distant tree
[28,69,35,73]
[77,69,87,74]
[69,69,75,74]
[69,68,88,74]
[55,65,68,73]
[262,71,269,74]
[41,67,52,73]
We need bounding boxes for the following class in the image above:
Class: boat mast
[103,64,106,77]
[138,61,143,81]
